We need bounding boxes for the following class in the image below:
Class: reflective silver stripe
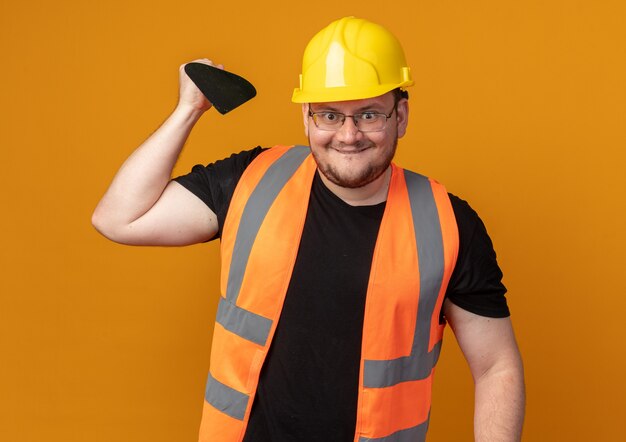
[205,372,249,421]
[359,414,430,442]
[363,171,445,388]
[216,297,272,346]
[363,341,442,388]
[226,145,310,304]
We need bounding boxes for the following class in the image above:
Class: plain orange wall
[1,1,625,441]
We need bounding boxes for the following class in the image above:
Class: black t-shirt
[175,146,509,441]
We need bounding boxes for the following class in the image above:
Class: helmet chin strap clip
[184,63,256,115]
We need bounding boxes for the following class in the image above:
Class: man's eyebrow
[310,104,388,113]
[354,105,387,112]
[309,105,341,112]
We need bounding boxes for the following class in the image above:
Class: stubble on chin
[309,139,397,189]
[317,159,380,188]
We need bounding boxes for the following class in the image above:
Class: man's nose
[335,116,361,143]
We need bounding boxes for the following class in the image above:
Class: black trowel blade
[184,62,256,114]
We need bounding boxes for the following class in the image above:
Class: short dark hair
[393,88,409,102]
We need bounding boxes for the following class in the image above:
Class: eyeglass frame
[307,103,398,133]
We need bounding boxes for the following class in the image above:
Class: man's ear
[302,103,310,138]
[396,98,409,139]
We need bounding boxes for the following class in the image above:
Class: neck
[318,167,392,206]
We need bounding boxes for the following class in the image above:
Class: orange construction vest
[198,145,459,442]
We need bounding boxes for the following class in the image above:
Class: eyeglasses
[308,105,396,132]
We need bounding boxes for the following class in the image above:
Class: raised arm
[92,59,220,246]
[443,299,525,442]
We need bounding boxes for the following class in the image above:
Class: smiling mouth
[330,144,372,154]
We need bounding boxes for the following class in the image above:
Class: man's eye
[359,112,378,121]
[321,112,339,122]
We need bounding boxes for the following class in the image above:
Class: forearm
[92,103,204,234]
[474,361,525,442]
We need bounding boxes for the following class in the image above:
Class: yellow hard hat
[292,16,414,103]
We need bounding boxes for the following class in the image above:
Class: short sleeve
[446,194,510,318]
[173,146,266,239]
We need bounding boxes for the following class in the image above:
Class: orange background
[1,1,625,440]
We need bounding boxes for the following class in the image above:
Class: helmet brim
[292,81,414,104]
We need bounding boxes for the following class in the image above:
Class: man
[93,17,524,442]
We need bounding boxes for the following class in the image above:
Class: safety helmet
[292,16,413,103]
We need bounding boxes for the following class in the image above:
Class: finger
[192,58,215,66]
[183,60,226,74]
